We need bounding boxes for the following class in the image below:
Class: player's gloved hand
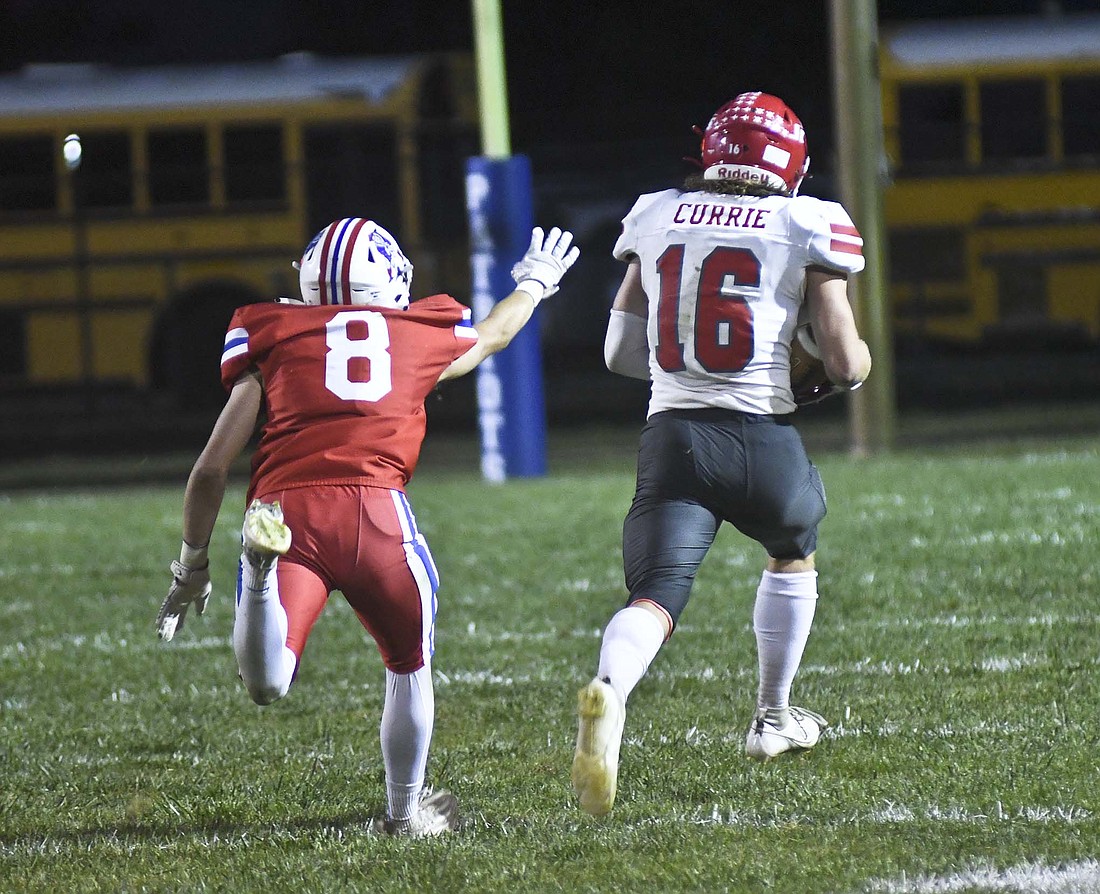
[793,379,863,406]
[510,226,581,301]
[156,558,211,642]
[789,323,864,406]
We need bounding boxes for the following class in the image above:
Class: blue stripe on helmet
[326,218,358,304]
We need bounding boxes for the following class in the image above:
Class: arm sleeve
[604,310,651,380]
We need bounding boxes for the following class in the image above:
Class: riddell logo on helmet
[715,167,767,182]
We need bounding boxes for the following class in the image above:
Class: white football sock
[233,554,297,705]
[597,604,667,704]
[753,570,818,719]
[381,664,435,821]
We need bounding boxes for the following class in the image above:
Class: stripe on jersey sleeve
[221,327,249,365]
[829,222,863,256]
[455,306,478,339]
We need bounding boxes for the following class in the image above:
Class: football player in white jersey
[572,92,872,816]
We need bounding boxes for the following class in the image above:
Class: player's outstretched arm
[439,227,579,382]
[156,372,262,641]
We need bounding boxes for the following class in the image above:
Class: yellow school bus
[879,13,1100,347]
[0,52,477,402]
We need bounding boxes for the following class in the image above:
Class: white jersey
[613,188,864,416]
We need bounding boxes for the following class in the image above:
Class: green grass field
[2,423,1098,893]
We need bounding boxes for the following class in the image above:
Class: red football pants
[254,484,439,674]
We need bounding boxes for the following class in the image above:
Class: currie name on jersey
[672,202,771,230]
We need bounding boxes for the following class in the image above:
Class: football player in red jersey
[571,93,872,816]
[156,218,578,836]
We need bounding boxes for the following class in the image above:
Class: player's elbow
[825,341,871,388]
[188,459,229,495]
[604,347,622,374]
[603,337,624,373]
[470,328,510,364]
[604,310,650,380]
[605,348,649,380]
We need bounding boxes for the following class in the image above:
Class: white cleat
[745,705,829,760]
[242,499,291,570]
[572,677,626,816]
[376,788,459,838]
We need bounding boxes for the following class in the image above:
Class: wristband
[516,279,546,304]
[179,540,209,570]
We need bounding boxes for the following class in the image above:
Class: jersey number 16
[655,245,760,374]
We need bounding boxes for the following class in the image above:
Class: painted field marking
[860,858,1100,894]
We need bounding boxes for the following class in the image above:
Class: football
[789,323,836,406]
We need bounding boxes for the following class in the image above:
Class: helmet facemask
[295,218,413,309]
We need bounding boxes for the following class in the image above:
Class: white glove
[510,226,580,301]
[156,559,211,642]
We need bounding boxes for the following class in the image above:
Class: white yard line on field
[859,859,1100,894]
[687,802,1094,830]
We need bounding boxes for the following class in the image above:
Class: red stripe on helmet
[339,218,369,305]
[317,222,340,306]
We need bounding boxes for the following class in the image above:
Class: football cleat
[571,677,626,817]
[242,499,292,571]
[375,788,459,838]
[745,705,829,760]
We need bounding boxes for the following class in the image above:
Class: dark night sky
[0,0,1093,160]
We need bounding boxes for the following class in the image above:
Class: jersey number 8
[324,310,393,402]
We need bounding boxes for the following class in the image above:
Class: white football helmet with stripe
[296,218,413,309]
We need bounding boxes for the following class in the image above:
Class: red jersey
[220,296,477,498]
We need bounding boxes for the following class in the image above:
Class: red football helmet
[698,92,810,195]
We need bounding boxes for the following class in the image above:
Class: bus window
[0,134,54,212]
[418,129,477,242]
[148,128,209,206]
[898,83,965,168]
[980,79,1046,163]
[1063,75,1100,158]
[888,226,967,283]
[303,124,398,238]
[77,131,132,209]
[995,262,1047,328]
[225,125,285,204]
[0,308,27,376]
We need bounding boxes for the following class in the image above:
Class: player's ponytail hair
[683,172,788,198]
